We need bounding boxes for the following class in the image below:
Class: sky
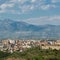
[0,0,60,25]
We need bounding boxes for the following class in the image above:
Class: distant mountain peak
[0,19,60,40]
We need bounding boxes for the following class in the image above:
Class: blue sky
[0,0,60,25]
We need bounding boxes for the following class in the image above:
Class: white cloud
[23,16,60,25]
[9,0,16,3]
[0,0,58,13]
[20,5,31,13]
[0,3,14,13]
[10,0,29,4]
[30,5,34,10]
[31,0,36,3]
[0,3,14,9]
[51,0,60,3]
[40,4,56,10]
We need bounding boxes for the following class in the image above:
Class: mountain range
[0,19,60,40]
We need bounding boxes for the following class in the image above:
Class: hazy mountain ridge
[0,19,60,40]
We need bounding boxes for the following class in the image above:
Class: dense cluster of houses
[0,39,60,53]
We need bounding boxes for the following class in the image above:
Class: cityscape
[0,0,60,60]
[0,39,60,52]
